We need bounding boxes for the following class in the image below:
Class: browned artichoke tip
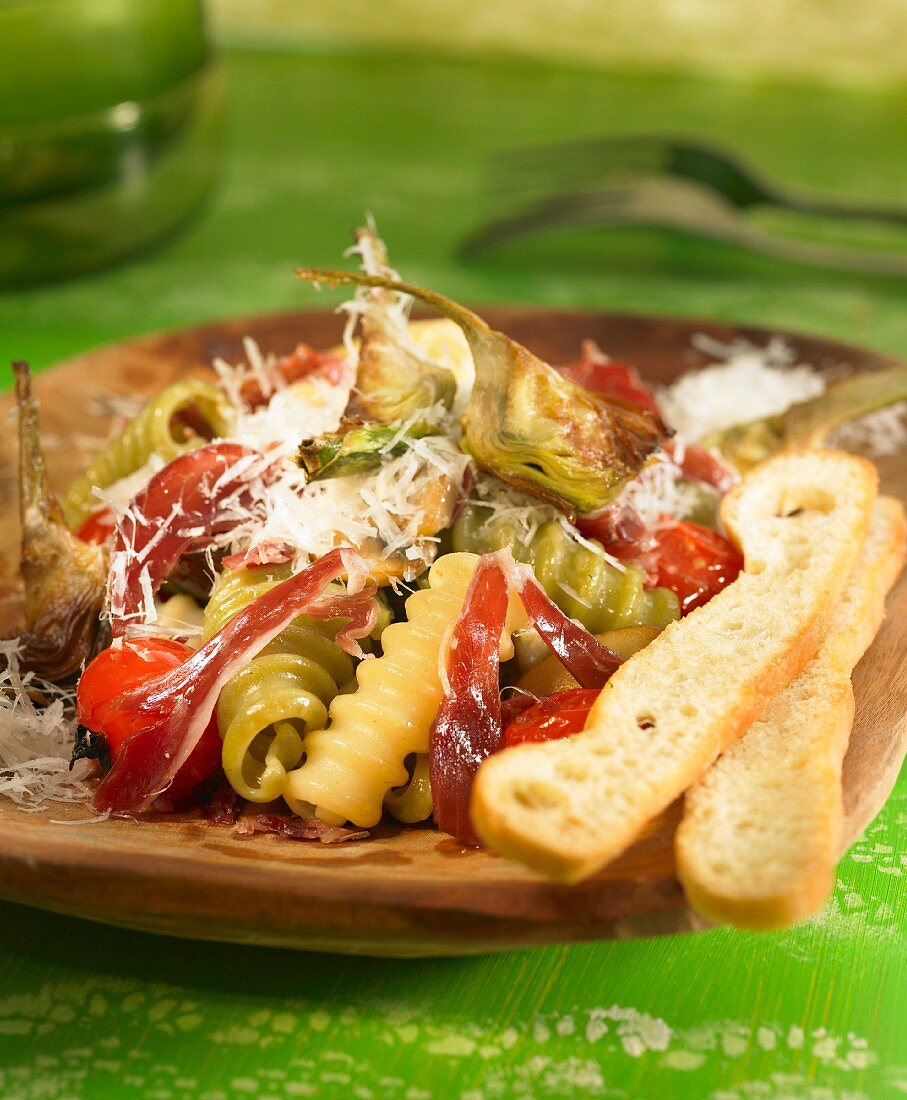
[10,362,107,682]
[293,268,665,517]
[299,420,439,481]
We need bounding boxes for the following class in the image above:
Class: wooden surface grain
[0,307,903,956]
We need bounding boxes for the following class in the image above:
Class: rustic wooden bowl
[0,308,904,956]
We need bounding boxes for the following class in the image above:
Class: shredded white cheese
[468,476,626,571]
[831,401,907,457]
[227,379,350,456]
[612,452,714,528]
[225,434,470,577]
[0,640,93,811]
[658,336,825,442]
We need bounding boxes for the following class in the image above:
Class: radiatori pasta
[383,753,433,824]
[63,379,232,525]
[452,502,679,633]
[203,567,353,803]
[283,553,527,828]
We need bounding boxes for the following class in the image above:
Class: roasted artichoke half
[295,268,666,517]
[11,363,107,681]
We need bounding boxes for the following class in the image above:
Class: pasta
[203,566,354,803]
[451,503,679,633]
[283,552,526,828]
[383,754,433,823]
[63,380,233,525]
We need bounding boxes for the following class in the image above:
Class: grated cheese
[227,378,350,457]
[468,476,626,571]
[612,452,714,528]
[0,640,93,811]
[658,336,825,442]
[224,434,470,578]
[831,401,907,457]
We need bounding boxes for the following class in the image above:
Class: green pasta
[384,754,433,824]
[451,502,679,633]
[203,566,354,803]
[63,379,233,526]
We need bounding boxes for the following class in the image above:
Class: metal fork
[461,135,907,276]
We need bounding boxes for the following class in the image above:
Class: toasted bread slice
[676,496,906,929]
[471,451,878,883]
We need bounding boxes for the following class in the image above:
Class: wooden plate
[0,308,904,957]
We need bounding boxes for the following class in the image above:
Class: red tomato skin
[77,638,221,802]
[75,508,117,545]
[561,351,659,414]
[622,520,743,614]
[503,688,601,747]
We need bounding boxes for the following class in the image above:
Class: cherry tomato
[561,348,659,414]
[620,519,743,615]
[503,688,601,747]
[663,440,739,494]
[239,345,349,407]
[76,508,117,545]
[77,637,222,802]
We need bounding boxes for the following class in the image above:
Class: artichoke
[300,421,440,480]
[702,364,907,472]
[295,267,666,517]
[348,228,457,422]
[11,363,108,681]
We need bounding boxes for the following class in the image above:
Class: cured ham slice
[108,443,275,637]
[429,555,510,846]
[94,548,376,814]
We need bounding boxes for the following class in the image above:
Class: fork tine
[486,135,675,197]
[459,190,633,257]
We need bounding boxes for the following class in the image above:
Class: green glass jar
[0,0,224,285]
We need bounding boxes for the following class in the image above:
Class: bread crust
[676,496,906,929]
[471,451,879,883]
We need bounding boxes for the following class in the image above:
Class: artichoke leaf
[11,362,107,681]
[702,363,907,472]
[349,228,457,422]
[295,267,666,517]
[300,420,440,481]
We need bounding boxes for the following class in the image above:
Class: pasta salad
[6,228,906,848]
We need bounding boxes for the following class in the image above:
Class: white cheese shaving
[225,435,470,577]
[612,452,714,528]
[0,640,93,811]
[469,476,626,571]
[227,378,350,456]
[91,455,166,518]
[658,336,825,442]
[830,401,907,457]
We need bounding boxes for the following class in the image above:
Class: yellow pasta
[284,552,526,828]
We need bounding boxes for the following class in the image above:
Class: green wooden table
[0,46,905,1100]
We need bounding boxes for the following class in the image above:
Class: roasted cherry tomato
[503,688,601,747]
[75,507,117,545]
[77,637,222,802]
[619,519,743,615]
[561,348,659,415]
[663,440,739,494]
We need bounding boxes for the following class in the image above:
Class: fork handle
[768,189,907,225]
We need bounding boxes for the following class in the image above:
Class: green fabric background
[0,47,905,1099]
